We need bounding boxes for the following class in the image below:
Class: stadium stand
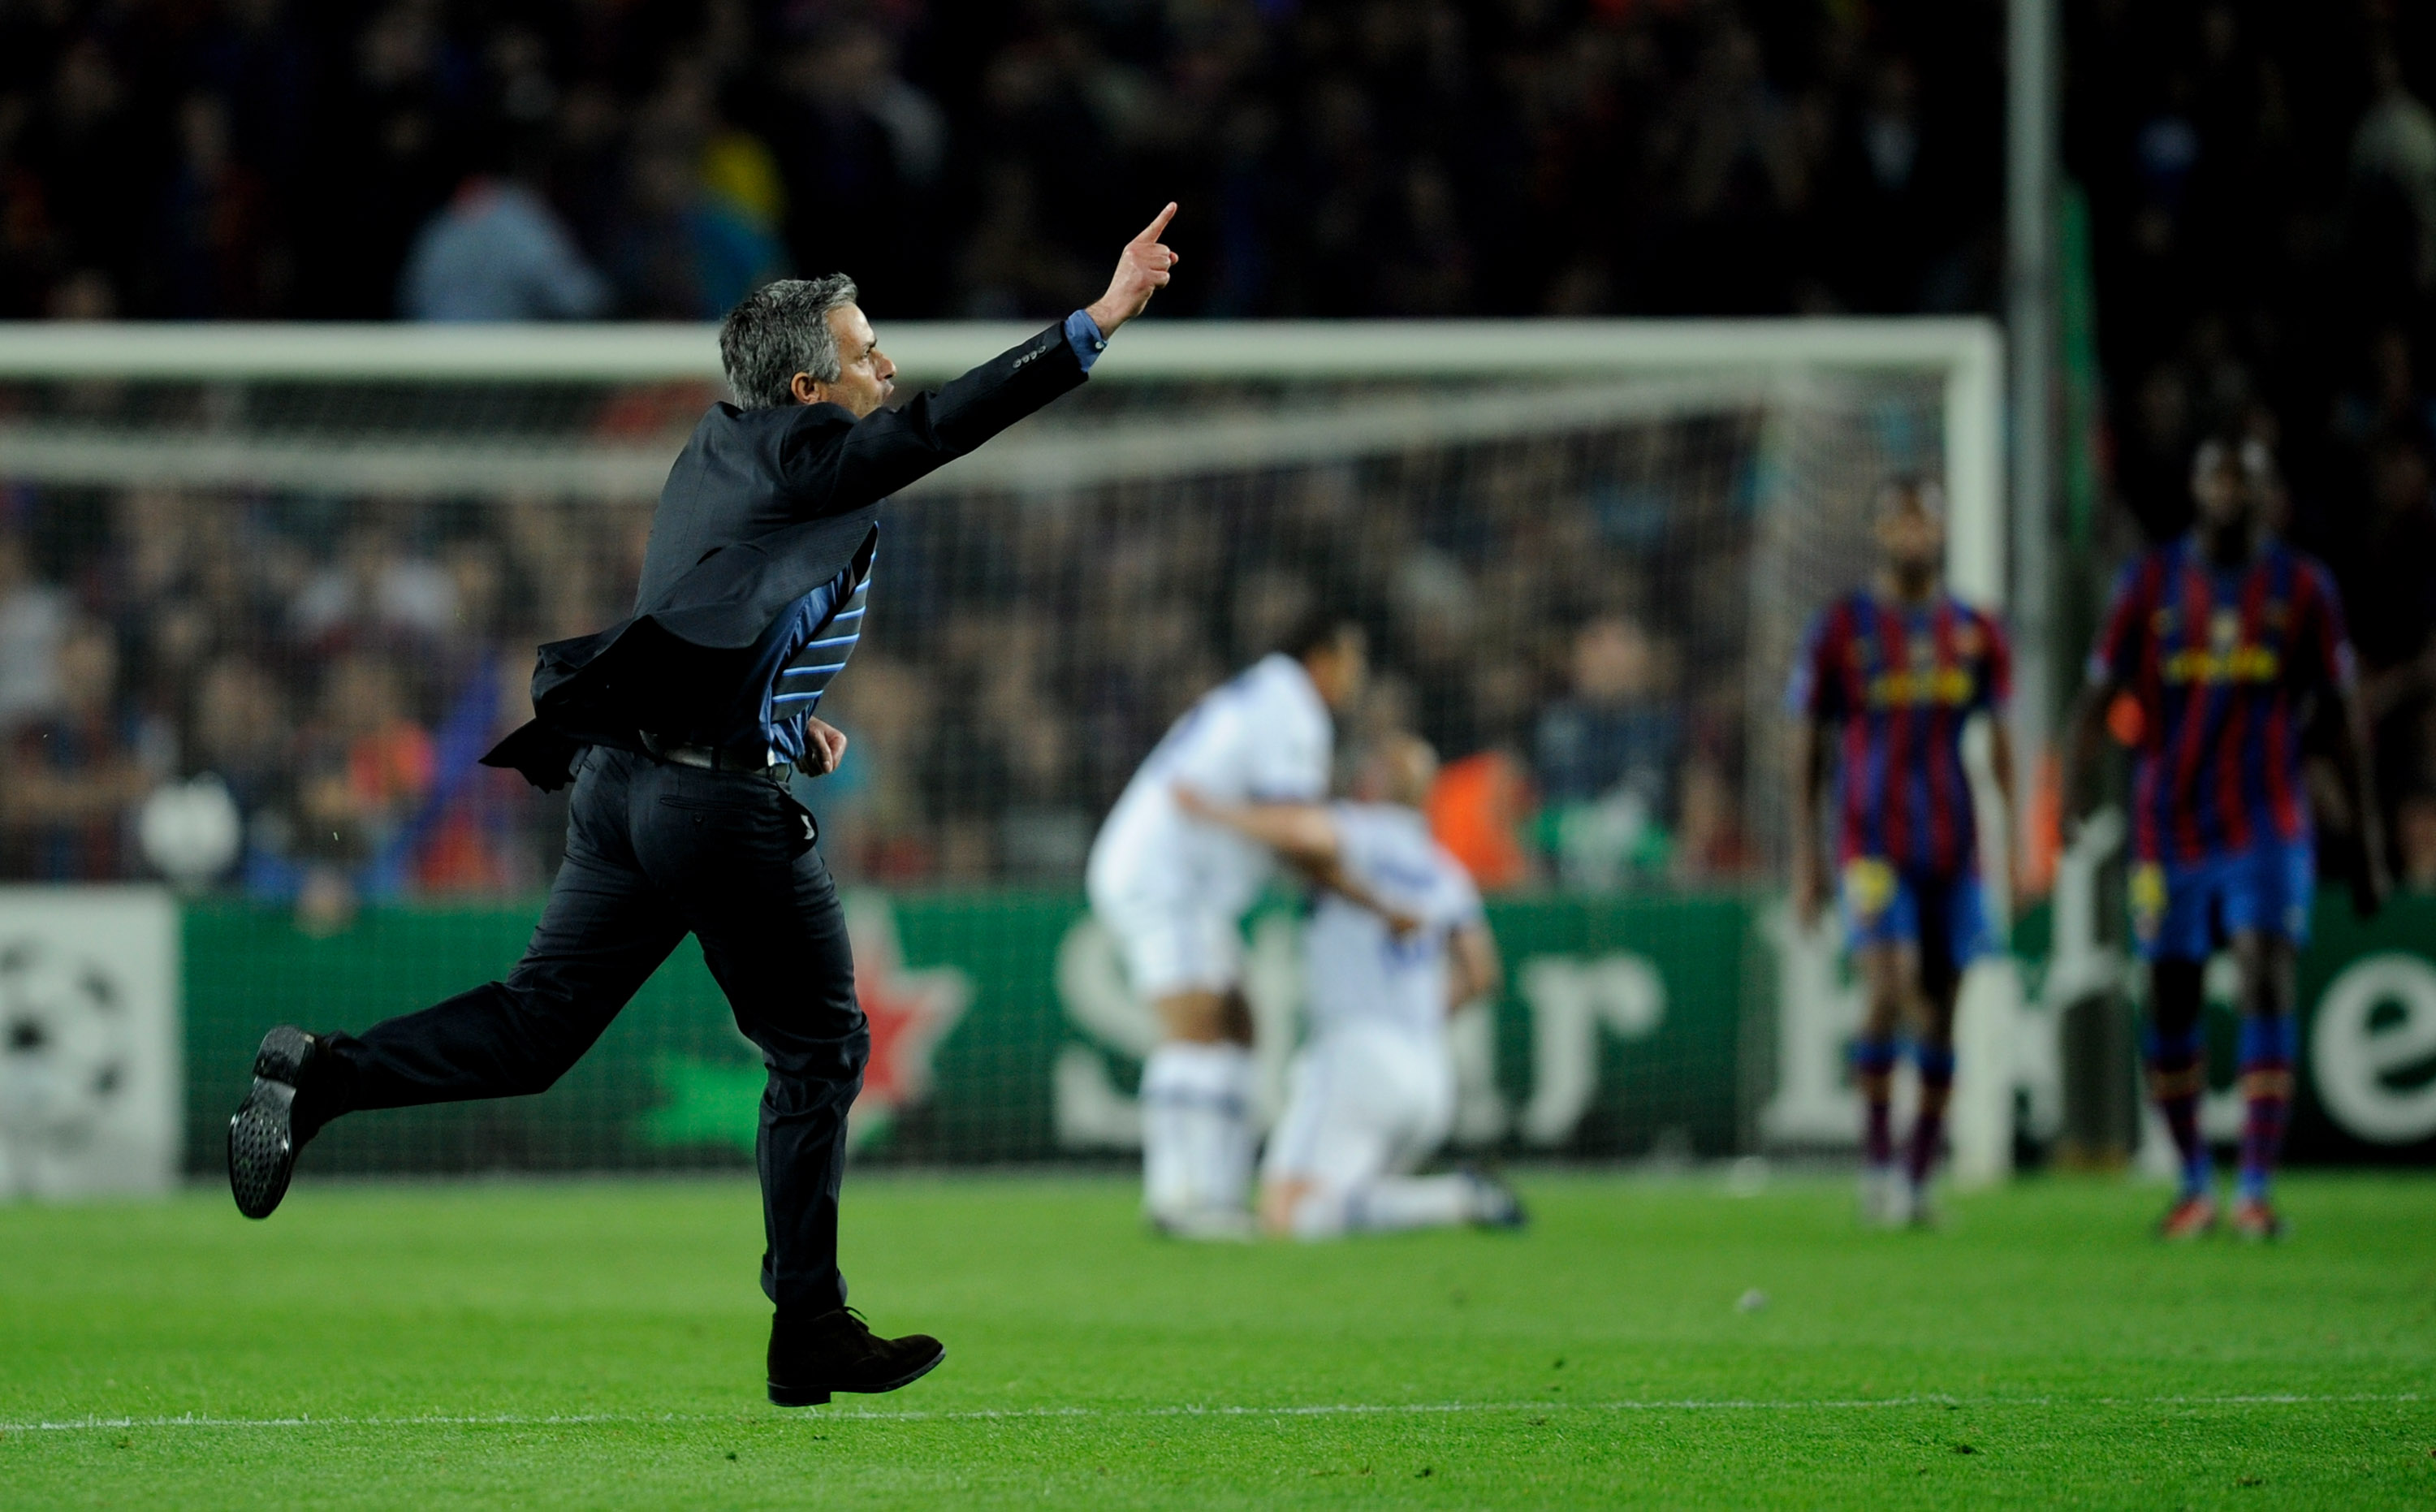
[0,0,2431,896]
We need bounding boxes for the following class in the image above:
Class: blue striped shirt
[724,530,876,766]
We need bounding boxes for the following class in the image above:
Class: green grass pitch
[2,1171,2431,1508]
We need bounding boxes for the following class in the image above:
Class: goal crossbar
[0,318,2003,602]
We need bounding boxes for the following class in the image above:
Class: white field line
[1,1393,2422,1434]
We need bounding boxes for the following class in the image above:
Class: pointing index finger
[1134,201,1177,244]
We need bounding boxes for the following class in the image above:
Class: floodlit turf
[1,1172,2430,1509]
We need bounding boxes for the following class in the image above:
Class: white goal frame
[0,317,2016,1181]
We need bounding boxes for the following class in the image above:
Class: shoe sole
[767,1342,946,1408]
[228,1026,313,1220]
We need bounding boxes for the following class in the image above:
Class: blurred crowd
[0,0,2002,322]
[0,409,1780,904]
[1,0,2434,899]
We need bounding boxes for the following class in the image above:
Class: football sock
[1907,1042,1954,1186]
[1140,1043,1253,1217]
[2143,1022,2210,1197]
[2236,1013,2296,1204]
[1206,1043,1258,1212]
[1336,1177,1475,1236]
[1851,1036,1898,1167]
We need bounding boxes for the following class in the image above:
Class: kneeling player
[1179,736,1521,1239]
[1087,616,1368,1238]
[2067,437,2386,1240]
[1788,477,2015,1227]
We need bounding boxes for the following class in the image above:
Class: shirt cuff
[1064,309,1109,373]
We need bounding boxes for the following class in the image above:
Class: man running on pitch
[227,206,1184,1405]
[2067,435,2386,1240]
[1788,476,2015,1227]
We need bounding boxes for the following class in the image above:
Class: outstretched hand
[1085,203,1179,337]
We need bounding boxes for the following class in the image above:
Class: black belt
[639,732,793,784]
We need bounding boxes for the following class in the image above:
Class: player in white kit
[1178,735,1522,1239]
[1087,616,1369,1237]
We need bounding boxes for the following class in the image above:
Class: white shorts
[1092,893,1241,1000]
[1262,1023,1455,1194]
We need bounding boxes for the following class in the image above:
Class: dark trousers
[318,747,867,1314]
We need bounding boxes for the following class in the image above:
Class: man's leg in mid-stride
[629,758,941,1406]
[229,749,686,1218]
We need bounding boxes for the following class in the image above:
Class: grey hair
[719,275,860,409]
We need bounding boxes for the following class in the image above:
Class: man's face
[804,303,896,417]
[1307,629,1369,712]
[2191,451,2250,534]
[1874,487,1944,576]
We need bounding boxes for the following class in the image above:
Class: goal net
[0,319,2002,1180]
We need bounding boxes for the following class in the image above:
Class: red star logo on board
[843,893,972,1149]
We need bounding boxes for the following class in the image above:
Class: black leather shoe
[767,1307,946,1407]
[227,1026,321,1220]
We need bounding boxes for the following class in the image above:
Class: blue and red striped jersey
[1787,592,2011,878]
[2088,535,2356,866]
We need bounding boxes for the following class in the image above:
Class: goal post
[0,317,2013,1177]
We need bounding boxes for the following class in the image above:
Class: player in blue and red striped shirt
[1788,477,2015,1226]
[2067,436,2387,1242]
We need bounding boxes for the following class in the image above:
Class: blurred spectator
[21,37,145,316]
[0,619,155,879]
[2339,431,2436,845]
[1535,616,1681,809]
[1426,749,1535,892]
[607,72,788,318]
[768,22,947,317]
[1535,616,1682,888]
[291,525,460,649]
[0,533,68,735]
[189,654,290,819]
[158,93,280,318]
[2350,45,2436,306]
[288,653,434,923]
[399,174,611,321]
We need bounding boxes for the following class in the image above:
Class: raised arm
[804,205,1182,511]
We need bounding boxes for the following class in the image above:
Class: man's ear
[788,372,823,406]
